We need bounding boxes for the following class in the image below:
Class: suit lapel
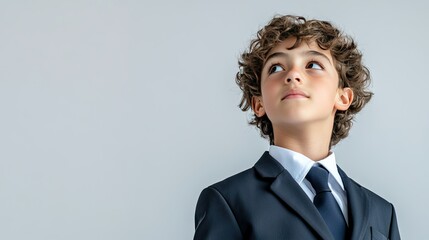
[338,167,370,240]
[255,152,334,240]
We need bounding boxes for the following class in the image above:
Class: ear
[252,96,266,117]
[335,87,354,111]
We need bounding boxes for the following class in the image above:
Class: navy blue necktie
[306,165,347,240]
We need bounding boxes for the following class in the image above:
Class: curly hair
[235,15,373,146]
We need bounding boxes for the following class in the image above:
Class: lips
[281,89,309,100]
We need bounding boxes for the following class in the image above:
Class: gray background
[0,0,427,239]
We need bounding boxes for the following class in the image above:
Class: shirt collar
[268,145,345,190]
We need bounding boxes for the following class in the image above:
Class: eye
[268,64,285,74]
[307,62,323,70]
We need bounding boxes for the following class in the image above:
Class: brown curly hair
[236,15,373,146]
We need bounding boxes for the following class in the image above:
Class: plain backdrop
[0,0,428,239]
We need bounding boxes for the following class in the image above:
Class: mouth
[281,89,309,100]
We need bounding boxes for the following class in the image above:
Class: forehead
[266,37,334,62]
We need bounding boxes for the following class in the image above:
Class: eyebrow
[264,50,332,65]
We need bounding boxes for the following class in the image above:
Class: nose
[286,77,301,83]
[285,68,302,84]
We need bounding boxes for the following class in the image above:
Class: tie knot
[306,165,330,194]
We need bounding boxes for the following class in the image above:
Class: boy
[194,15,400,240]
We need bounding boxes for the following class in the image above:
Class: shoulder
[207,167,260,198]
[347,177,395,212]
[339,167,394,209]
[195,166,261,225]
[345,176,400,238]
[204,151,278,198]
[196,151,283,216]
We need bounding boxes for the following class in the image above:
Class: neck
[273,122,333,161]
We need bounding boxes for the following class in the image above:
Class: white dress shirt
[269,145,349,225]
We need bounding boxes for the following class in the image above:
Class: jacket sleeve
[388,204,401,240]
[194,187,242,240]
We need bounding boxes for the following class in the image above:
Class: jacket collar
[254,152,370,240]
[337,167,370,240]
[254,152,334,240]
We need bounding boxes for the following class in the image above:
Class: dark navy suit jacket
[194,152,400,240]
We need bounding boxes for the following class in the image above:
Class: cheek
[312,82,339,105]
[261,83,273,97]
[261,81,279,103]
[261,77,280,94]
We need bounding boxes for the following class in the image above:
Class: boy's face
[252,37,353,133]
